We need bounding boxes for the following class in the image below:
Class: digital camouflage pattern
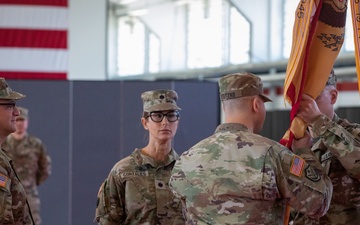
[292,114,360,225]
[95,148,185,225]
[218,72,272,102]
[0,78,25,100]
[0,148,33,225]
[170,123,333,225]
[141,89,181,112]
[2,134,52,225]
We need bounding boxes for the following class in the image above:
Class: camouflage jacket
[2,134,51,225]
[170,123,333,225]
[2,134,52,194]
[292,114,360,225]
[0,148,34,225]
[95,148,185,225]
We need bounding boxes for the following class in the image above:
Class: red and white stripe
[265,82,360,111]
[0,0,68,80]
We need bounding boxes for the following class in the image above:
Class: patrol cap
[17,107,29,120]
[0,78,25,100]
[141,89,181,112]
[218,72,272,102]
[325,69,337,86]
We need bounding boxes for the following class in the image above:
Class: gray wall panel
[261,110,291,142]
[337,107,360,122]
[174,81,220,153]
[72,81,122,225]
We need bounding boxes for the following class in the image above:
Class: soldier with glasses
[0,78,34,224]
[95,89,185,225]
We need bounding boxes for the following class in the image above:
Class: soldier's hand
[292,130,312,149]
[296,94,322,125]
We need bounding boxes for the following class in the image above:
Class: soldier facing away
[169,72,333,224]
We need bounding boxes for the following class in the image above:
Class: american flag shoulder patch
[290,155,305,177]
[0,174,7,188]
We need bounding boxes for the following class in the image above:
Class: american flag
[0,0,68,80]
[290,155,305,177]
[0,174,7,188]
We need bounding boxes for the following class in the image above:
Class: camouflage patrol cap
[326,69,337,86]
[17,107,28,120]
[218,72,272,102]
[0,78,25,100]
[141,89,181,112]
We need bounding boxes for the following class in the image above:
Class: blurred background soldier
[3,106,52,225]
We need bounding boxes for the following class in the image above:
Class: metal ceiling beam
[113,53,357,84]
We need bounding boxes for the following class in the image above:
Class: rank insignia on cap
[0,174,7,188]
[290,155,305,177]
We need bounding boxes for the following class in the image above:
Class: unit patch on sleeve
[305,165,321,182]
[290,155,305,177]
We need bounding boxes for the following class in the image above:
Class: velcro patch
[120,171,148,178]
[305,165,321,182]
[290,155,305,177]
[321,151,333,163]
[0,174,7,188]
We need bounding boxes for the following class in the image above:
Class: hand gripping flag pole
[280,1,347,224]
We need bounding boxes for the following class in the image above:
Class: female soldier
[95,89,185,225]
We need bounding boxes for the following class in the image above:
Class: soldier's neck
[11,132,25,141]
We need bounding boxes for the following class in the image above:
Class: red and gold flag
[280,0,347,148]
[281,1,348,224]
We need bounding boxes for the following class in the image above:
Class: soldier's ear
[330,88,338,105]
[141,117,149,130]
[252,96,262,113]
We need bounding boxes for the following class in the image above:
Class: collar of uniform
[132,148,178,168]
[0,148,12,161]
[215,123,249,133]
[332,113,340,123]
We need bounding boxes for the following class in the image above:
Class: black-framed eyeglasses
[147,111,180,123]
[0,102,16,110]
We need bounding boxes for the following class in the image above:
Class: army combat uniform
[95,148,185,225]
[170,123,333,225]
[0,148,34,224]
[292,114,360,225]
[2,133,51,225]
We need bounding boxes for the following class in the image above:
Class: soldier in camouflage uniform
[291,69,360,225]
[95,89,185,225]
[2,106,52,225]
[0,78,34,224]
[169,72,333,225]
